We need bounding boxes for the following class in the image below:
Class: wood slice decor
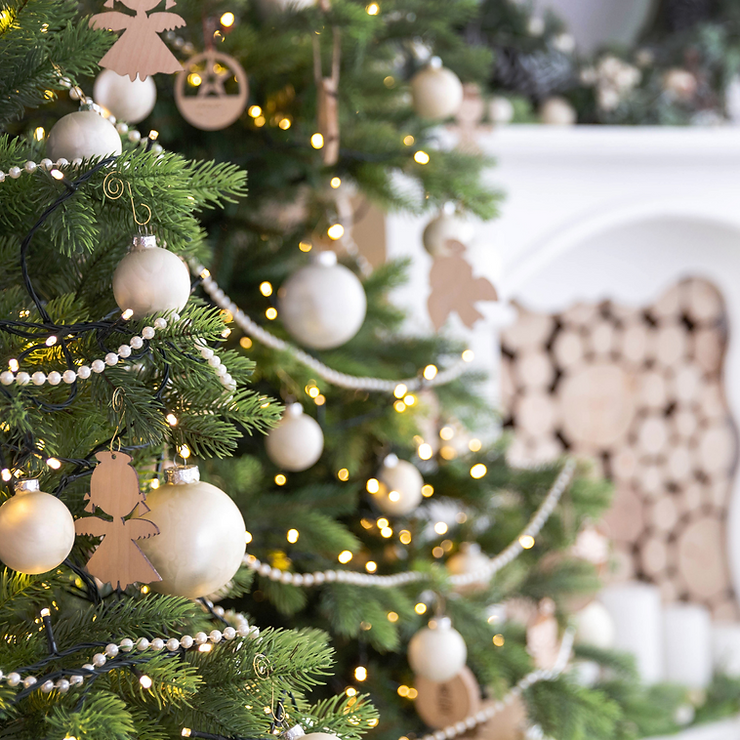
[414,667,481,730]
[500,277,739,618]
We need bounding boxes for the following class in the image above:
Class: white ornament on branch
[411,57,464,121]
[47,110,123,162]
[93,70,157,124]
[408,616,467,682]
[265,403,324,472]
[373,454,424,516]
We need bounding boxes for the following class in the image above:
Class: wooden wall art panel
[499,277,739,619]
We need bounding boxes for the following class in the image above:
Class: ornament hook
[103,171,152,227]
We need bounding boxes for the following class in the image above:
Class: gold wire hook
[103,171,152,227]
[109,387,125,453]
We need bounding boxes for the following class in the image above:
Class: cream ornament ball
[138,466,247,599]
[489,96,515,125]
[539,96,577,126]
[278,251,366,350]
[0,479,76,575]
[411,57,464,121]
[573,601,616,650]
[408,616,467,682]
[93,69,157,124]
[422,209,475,258]
[374,454,423,516]
[265,403,324,472]
[47,110,123,162]
[112,234,191,320]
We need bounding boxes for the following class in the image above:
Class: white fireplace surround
[387,124,740,599]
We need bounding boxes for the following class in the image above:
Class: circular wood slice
[603,484,645,542]
[655,322,686,366]
[692,327,724,373]
[653,283,682,319]
[414,666,481,730]
[641,463,664,500]
[517,391,557,437]
[552,329,584,369]
[560,302,599,329]
[518,349,554,389]
[672,408,699,440]
[531,436,563,464]
[638,371,668,410]
[648,495,679,533]
[611,447,639,481]
[559,363,636,447]
[679,483,704,517]
[698,383,730,421]
[684,279,724,325]
[640,536,668,576]
[590,319,616,358]
[503,306,553,350]
[677,516,729,600]
[619,321,654,367]
[499,358,517,408]
[671,364,702,403]
[636,415,669,456]
[698,422,736,475]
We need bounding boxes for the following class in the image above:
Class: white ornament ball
[373,455,423,516]
[489,96,515,125]
[0,480,76,575]
[265,403,324,472]
[139,466,246,599]
[47,110,123,162]
[112,234,191,320]
[411,57,464,121]
[447,542,491,591]
[539,97,577,126]
[303,734,340,740]
[278,251,366,350]
[257,0,315,13]
[93,70,157,124]
[573,601,616,649]
[408,616,467,682]
[663,68,698,101]
[422,210,475,258]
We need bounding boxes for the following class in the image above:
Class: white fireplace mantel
[385,123,740,603]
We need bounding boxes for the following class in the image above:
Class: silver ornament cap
[131,234,158,251]
[284,726,306,740]
[14,479,40,494]
[164,465,200,485]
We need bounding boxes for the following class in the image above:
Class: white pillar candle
[663,603,712,688]
[600,582,663,684]
[711,623,740,677]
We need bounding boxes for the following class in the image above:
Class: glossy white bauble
[47,111,122,162]
[573,601,616,649]
[93,70,157,124]
[411,58,463,121]
[374,455,423,516]
[139,467,246,599]
[0,481,75,575]
[539,97,577,126]
[278,251,366,350]
[489,96,515,125]
[265,403,324,472]
[422,211,475,258]
[257,0,316,12]
[408,617,467,682]
[112,235,191,320]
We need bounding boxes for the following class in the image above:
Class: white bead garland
[1,314,236,392]
[193,262,471,393]
[243,460,576,589]
[2,603,257,693]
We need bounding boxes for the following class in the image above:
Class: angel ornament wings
[90,0,185,81]
[75,451,161,590]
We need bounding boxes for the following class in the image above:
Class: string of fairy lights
[241,459,576,589]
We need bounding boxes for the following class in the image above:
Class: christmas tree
[117,1,707,738]
[0,2,377,738]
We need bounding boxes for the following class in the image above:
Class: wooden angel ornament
[427,239,498,331]
[90,0,185,81]
[75,450,161,590]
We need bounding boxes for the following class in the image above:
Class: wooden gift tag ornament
[414,666,481,729]
[75,451,161,590]
[175,50,249,130]
[428,239,498,331]
[90,0,185,81]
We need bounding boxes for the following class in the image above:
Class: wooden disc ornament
[414,666,481,729]
[175,50,248,131]
[74,451,162,591]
